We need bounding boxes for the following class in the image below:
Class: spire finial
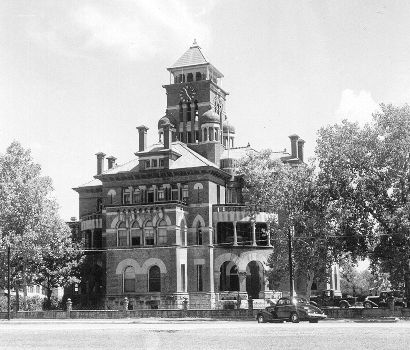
[191,39,199,48]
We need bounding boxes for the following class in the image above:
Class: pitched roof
[169,41,208,69]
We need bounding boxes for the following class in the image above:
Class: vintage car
[256,297,327,323]
[363,291,406,308]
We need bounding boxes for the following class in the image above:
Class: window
[124,266,136,292]
[187,73,193,82]
[216,185,220,204]
[195,72,202,81]
[152,159,158,167]
[203,128,207,141]
[36,286,40,294]
[181,264,186,292]
[144,221,155,245]
[149,265,161,292]
[157,220,167,245]
[123,188,131,204]
[147,189,154,203]
[193,183,203,203]
[117,222,128,246]
[182,185,189,200]
[179,132,184,142]
[196,222,203,245]
[159,159,165,167]
[216,222,234,244]
[157,189,165,201]
[145,160,150,168]
[131,222,142,246]
[133,188,141,203]
[197,265,203,291]
[187,132,192,143]
[187,103,191,121]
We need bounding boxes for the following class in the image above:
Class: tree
[34,215,83,308]
[0,141,82,309]
[238,150,339,298]
[315,104,410,293]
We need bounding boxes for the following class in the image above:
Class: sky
[1,0,410,221]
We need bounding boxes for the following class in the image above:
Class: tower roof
[169,40,208,69]
[167,40,224,78]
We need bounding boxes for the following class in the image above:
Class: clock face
[179,85,197,102]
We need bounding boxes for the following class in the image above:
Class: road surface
[0,318,409,349]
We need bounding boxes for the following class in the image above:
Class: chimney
[297,139,305,162]
[107,156,117,169]
[288,134,299,159]
[136,125,149,152]
[163,122,174,149]
[95,152,106,175]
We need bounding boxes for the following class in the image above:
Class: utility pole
[7,244,11,320]
[288,226,295,299]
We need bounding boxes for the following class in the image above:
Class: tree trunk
[22,279,27,311]
[305,271,314,299]
[15,287,19,312]
[45,285,53,310]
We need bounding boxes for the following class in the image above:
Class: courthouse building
[72,42,311,309]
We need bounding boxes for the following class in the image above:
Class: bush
[0,295,57,311]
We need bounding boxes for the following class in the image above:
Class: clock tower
[159,40,230,164]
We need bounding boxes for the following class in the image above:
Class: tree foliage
[238,150,339,297]
[316,104,410,287]
[0,141,83,308]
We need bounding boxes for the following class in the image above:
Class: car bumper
[307,313,327,319]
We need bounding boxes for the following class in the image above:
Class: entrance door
[246,261,262,299]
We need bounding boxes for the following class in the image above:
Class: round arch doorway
[246,261,264,299]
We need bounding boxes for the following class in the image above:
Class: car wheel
[363,302,373,309]
[309,319,319,323]
[339,303,349,309]
[290,312,300,323]
[257,315,265,323]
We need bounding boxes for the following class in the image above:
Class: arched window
[117,222,128,246]
[131,221,142,246]
[196,222,202,245]
[144,221,155,246]
[214,128,219,141]
[157,219,167,245]
[203,128,207,141]
[149,265,161,292]
[124,266,135,292]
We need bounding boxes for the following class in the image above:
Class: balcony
[80,213,102,231]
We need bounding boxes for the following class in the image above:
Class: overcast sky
[1,0,410,220]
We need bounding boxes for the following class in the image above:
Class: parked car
[256,297,327,323]
[363,291,406,308]
[310,289,356,309]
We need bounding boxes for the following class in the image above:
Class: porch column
[251,218,257,246]
[267,222,272,247]
[238,271,247,292]
[233,221,238,246]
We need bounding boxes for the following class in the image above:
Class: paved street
[0,319,409,350]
